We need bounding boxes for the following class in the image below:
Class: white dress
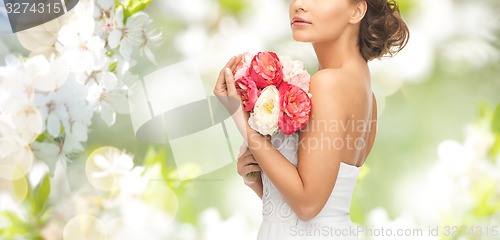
[257,130,362,240]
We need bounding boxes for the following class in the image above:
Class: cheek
[325,9,347,24]
[316,7,350,36]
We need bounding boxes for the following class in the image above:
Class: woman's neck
[312,29,362,71]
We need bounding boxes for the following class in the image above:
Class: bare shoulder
[309,68,365,105]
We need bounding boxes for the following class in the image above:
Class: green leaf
[30,142,60,177]
[491,137,500,159]
[490,103,500,158]
[127,0,151,15]
[473,177,500,217]
[118,0,152,23]
[395,0,418,15]
[477,98,493,121]
[492,102,500,134]
[217,0,250,15]
[106,50,115,58]
[0,211,30,237]
[357,164,370,183]
[35,131,46,142]
[108,61,118,72]
[0,211,23,226]
[143,146,169,182]
[59,125,65,136]
[31,174,51,216]
[38,207,52,225]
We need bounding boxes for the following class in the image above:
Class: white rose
[248,85,280,136]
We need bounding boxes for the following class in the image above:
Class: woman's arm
[212,57,265,200]
[237,70,352,221]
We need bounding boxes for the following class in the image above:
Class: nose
[292,0,306,13]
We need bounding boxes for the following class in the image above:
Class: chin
[291,31,315,43]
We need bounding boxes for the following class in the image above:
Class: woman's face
[289,0,356,43]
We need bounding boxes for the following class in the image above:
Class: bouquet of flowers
[233,51,312,178]
[233,51,312,138]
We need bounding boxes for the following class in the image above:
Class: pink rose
[233,52,253,80]
[235,76,261,113]
[279,55,311,97]
[249,51,283,88]
[278,82,312,135]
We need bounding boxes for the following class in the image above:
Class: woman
[213,0,409,239]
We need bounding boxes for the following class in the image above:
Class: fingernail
[225,68,231,74]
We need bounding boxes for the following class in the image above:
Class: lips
[291,16,312,27]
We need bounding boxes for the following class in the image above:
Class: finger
[239,157,257,169]
[238,154,254,165]
[225,55,237,68]
[230,54,243,72]
[224,68,238,97]
[245,165,262,173]
[222,56,237,77]
[214,56,236,94]
[241,149,257,163]
[243,152,258,163]
[214,70,227,96]
[238,149,253,160]
[215,55,238,88]
[247,160,258,164]
[232,54,243,74]
[242,157,259,167]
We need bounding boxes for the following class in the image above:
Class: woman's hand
[213,55,252,141]
[237,142,262,185]
[213,55,244,114]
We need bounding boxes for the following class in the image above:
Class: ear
[349,1,367,24]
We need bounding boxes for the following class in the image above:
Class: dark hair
[357,0,410,61]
